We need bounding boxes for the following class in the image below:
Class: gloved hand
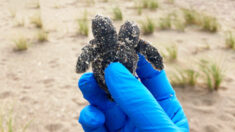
[78,54,189,132]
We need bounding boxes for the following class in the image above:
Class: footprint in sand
[62,128,70,132]
[0,91,13,99]
[6,73,20,81]
[204,125,218,132]
[45,123,63,132]
[19,96,32,102]
[42,78,55,88]
[72,98,88,106]
[72,47,77,51]
[49,59,60,69]
[0,61,5,65]
[23,85,32,89]
[176,39,183,43]
[21,90,28,94]
[61,84,73,89]
[202,99,215,106]
[218,114,234,122]
[0,58,7,65]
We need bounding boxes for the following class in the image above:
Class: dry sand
[0,0,235,131]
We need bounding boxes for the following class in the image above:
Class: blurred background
[0,0,235,131]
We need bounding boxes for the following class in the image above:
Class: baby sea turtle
[76,15,163,100]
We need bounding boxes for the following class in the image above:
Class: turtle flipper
[76,44,96,73]
[118,21,140,49]
[136,39,164,70]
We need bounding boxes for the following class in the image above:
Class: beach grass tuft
[113,7,123,21]
[170,68,199,87]
[141,17,155,35]
[165,45,178,61]
[77,11,89,36]
[225,31,235,50]
[31,13,43,28]
[37,30,48,42]
[13,36,29,51]
[199,60,224,91]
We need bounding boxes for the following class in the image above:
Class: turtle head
[92,15,117,39]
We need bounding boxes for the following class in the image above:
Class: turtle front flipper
[76,43,96,73]
[136,39,164,70]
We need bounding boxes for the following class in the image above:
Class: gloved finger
[105,63,178,131]
[136,54,175,101]
[79,105,107,132]
[137,55,189,130]
[79,72,109,110]
[79,73,126,131]
[104,104,126,131]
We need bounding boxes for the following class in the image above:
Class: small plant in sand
[86,0,95,6]
[148,0,159,10]
[174,19,185,32]
[200,15,219,32]
[9,8,16,18]
[37,30,48,42]
[142,0,149,8]
[113,7,123,21]
[141,0,159,10]
[157,13,185,31]
[77,11,89,36]
[31,13,43,28]
[53,2,62,9]
[34,0,40,9]
[134,1,143,15]
[173,17,186,32]
[225,31,235,50]
[165,45,178,61]
[137,5,142,15]
[15,18,25,27]
[182,8,219,32]
[0,108,32,132]
[166,0,174,4]
[170,68,199,87]
[182,8,200,25]
[158,16,172,30]
[13,36,29,51]
[141,17,155,35]
[199,60,224,91]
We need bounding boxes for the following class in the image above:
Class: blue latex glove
[78,55,189,132]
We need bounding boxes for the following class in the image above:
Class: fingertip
[104,104,126,131]
[104,62,133,77]
[78,72,94,90]
[78,72,99,97]
[79,105,105,128]
[104,62,136,95]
